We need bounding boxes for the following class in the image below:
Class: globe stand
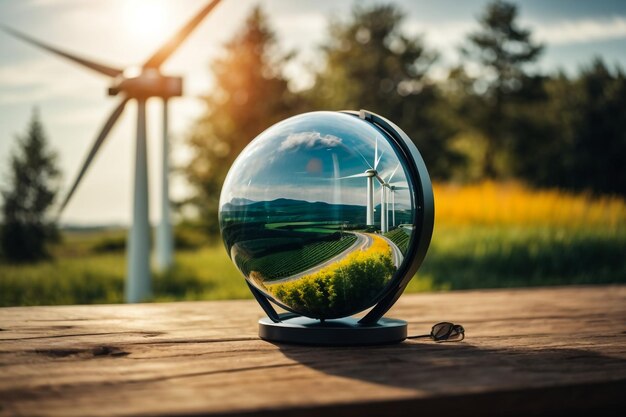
[259,314,407,346]
[248,283,407,346]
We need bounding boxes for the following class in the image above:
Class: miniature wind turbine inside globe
[219,110,434,345]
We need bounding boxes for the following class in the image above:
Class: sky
[219,111,410,211]
[1,0,625,225]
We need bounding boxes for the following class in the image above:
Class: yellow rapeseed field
[266,233,396,316]
[434,181,626,229]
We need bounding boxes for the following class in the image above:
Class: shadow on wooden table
[275,340,625,417]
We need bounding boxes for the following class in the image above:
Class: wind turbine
[388,183,409,227]
[380,164,408,230]
[380,183,388,233]
[1,0,223,302]
[337,138,385,227]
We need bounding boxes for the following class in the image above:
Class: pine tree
[462,0,543,178]
[1,109,61,261]
[311,4,462,178]
[185,6,301,234]
[512,59,626,195]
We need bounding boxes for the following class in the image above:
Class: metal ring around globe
[219,110,434,320]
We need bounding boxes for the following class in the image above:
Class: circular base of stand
[259,316,407,346]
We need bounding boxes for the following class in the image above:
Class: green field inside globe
[234,233,358,279]
[222,211,408,317]
[228,219,409,279]
[384,228,410,254]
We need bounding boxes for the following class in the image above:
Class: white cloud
[273,12,326,42]
[279,131,342,151]
[405,20,473,49]
[532,17,626,45]
[0,58,103,104]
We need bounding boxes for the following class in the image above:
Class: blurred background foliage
[184,0,626,221]
[1,0,625,306]
[185,7,305,235]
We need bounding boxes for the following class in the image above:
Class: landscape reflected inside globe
[219,112,417,319]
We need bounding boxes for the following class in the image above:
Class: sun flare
[123,0,168,41]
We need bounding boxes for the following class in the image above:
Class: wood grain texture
[0,286,625,417]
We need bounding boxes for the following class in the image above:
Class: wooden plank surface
[0,285,625,417]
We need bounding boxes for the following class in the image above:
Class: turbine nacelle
[389,184,408,191]
[108,67,183,99]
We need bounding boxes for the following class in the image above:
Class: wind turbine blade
[143,0,222,68]
[387,163,400,182]
[337,172,369,179]
[58,98,129,214]
[354,147,373,169]
[1,25,122,77]
[378,169,391,180]
[375,149,385,169]
[378,164,396,182]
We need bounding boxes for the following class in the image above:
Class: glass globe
[219,111,419,319]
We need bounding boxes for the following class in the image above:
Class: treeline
[185,1,626,234]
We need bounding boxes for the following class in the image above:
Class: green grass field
[406,224,626,292]
[1,222,625,307]
[384,228,410,254]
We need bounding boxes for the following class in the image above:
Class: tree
[461,0,543,178]
[311,4,463,179]
[564,60,626,196]
[1,109,61,262]
[185,7,302,235]
[512,59,626,196]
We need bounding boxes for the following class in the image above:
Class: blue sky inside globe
[220,112,410,209]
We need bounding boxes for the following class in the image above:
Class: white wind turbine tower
[388,183,409,227]
[337,138,385,227]
[380,182,388,233]
[1,0,223,303]
[381,164,409,230]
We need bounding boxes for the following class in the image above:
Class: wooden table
[1,286,625,417]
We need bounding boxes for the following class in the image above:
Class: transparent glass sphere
[219,111,418,319]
